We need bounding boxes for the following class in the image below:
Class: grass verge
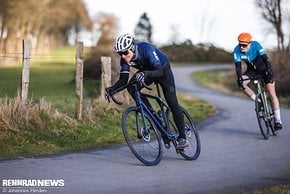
[0,94,215,159]
[191,69,290,108]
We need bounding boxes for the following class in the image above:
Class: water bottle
[157,110,166,128]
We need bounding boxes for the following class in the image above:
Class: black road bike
[108,80,201,166]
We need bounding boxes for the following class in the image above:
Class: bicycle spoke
[167,107,201,160]
[122,106,163,166]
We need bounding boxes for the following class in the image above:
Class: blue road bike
[109,80,201,166]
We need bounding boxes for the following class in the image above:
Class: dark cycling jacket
[111,42,170,91]
[233,41,272,78]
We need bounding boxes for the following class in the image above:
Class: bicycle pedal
[164,143,171,149]
[176,148,185,154]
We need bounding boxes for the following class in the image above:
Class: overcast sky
[83,0,278,51]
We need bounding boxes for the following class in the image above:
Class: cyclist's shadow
[207,126,265,140]
[198,106,266,140]
[88,145,148,166]
[198,117,266,140]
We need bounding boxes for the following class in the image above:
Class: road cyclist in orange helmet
[233,32,283,130]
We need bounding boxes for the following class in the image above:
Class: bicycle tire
[122,106,163,166]
[264,93,277,136]
[167,106,201,160]
[255,94,270,139]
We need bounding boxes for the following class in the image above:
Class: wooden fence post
[75,41,84,119]
[100,57,111,101]
[20,39,31,102]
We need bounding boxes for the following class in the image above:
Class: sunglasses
[239,43,249,48]
[118,50,129,56]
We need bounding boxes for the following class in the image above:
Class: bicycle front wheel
[264,93,277,136]
[255,94,270,139]
[167,107,201,160]
[122,106,163,166]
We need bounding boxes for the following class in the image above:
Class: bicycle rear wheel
[255,94,270,139]
[122,106,163,166]
[167,106,201,160]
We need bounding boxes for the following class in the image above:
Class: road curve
[0,65,289,194]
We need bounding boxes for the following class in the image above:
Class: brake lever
[142,81,152,90]
[110,91,123,105]
[104,94,110,103]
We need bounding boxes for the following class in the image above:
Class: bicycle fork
[134,86,151,141]
[133,106,150,141]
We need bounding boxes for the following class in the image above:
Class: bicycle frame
[133,83,178,141]
[254,77,272,120]
[114,80,201,165]
[248,75,278,139]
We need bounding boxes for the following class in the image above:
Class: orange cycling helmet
[238,32,252,43]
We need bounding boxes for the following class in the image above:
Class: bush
[84,46,120,84]
[160,42,232,63]
[271,50,290,97]
[0,97,73,132]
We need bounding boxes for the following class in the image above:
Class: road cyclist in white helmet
[105,33,188,149]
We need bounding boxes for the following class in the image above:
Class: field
[0,47,96,114]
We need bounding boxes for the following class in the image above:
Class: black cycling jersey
[110,41,185,139]
[111,42,170,92]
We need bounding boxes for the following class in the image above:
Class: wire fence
[0,46,82,58]
[0,39,114,119]
[0,40,87,118]
[0,52,76,59]
[0,51,22,59]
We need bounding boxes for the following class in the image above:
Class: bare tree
[198,1,216,44]
[95,12,118,52]
[255,0,285,50]
[169,24,181,44]
[84,13,119,81]
[0,0,92,53]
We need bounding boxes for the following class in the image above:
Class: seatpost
[254,77,262,94]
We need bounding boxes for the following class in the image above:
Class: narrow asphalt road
[1,65,289,194]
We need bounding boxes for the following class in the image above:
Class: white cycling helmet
[114,33,135,52]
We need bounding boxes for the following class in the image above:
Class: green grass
[0,94,214,159]
[191,69,290,108]
[244,184,290,194]
[0,47,97,114]
[0,99,124,159]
